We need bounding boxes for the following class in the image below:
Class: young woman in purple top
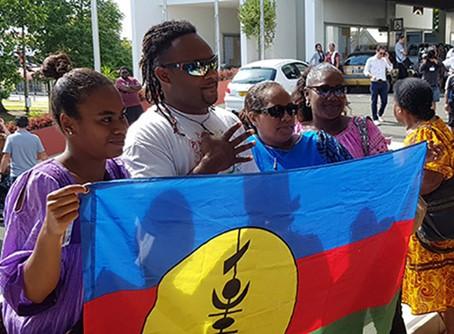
[0,68,129,333]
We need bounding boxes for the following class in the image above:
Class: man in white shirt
[443,50,454,72]
[363,46,393,125]
[123,20,257,177]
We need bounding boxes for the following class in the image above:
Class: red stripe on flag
[84,220,412,334]
[84,287,157,334]
[286,220,413,333]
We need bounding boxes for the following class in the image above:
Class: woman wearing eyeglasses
[302,63,389,158]
[239,81,351,172]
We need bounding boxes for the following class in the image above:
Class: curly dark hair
[394,78,435,121]
[238,81,282,130]
[41,53,72,80]
[291,67,313,123]
[51,68,113,128]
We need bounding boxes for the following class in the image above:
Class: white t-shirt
[445,74,454,91]
[122,105,258,177]
[363,55,393,81]
[443,57,454,72]
[446,48,454,59]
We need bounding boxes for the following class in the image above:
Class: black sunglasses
[259,103,298,118]
[161,55,218,77]
[307,85,347,97]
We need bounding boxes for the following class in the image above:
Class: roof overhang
[394,0,454,12]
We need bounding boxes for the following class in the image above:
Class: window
[232,68,277,84]
[294,62,308,74]
[281,63,304,80]
[344,54,371,66]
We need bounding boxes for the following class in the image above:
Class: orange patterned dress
[402,117,454,315]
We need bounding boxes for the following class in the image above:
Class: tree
[239,0,276,57]
[0,35,21,113]
[0,0,46,112]
[0,0,131,112]
[35,0,131,70]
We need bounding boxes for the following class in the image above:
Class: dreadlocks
[140,20,196,106]
[140,20,197,134]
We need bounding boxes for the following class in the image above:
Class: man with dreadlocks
[123,20,257,176]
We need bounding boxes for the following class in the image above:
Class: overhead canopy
[394,0,454,12]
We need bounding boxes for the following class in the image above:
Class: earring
[66,128,73,135]
[305,100,311,107]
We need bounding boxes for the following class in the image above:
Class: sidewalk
[347,93,449,146]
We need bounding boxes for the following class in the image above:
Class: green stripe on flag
[311,293,400,334]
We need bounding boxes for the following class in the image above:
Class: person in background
[41,53,72,80]
[0,117,10,212]
[0,116,47,183]
[419,48,444,112]
[115,66,144,125]
[291,68,314,133]
[446,47,454,60]
[444,69,454,132]
[394,77,454,334]
[239,81,351,172]
[123,20,256,178]
[0,68,129,333]
[325,43,341,70]
[363,45,393,125]
[309,43,325,65]
[395,35,408,79]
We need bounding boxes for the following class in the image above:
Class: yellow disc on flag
[142,228,297,333]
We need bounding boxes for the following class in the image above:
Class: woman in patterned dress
[394,77,454,333]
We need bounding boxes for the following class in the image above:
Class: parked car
[342,51,416,90]
[224,59,308,113]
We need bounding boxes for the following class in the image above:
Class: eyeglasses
[161,55,218,77]
[307,85,347,97]
[259,103,298,118]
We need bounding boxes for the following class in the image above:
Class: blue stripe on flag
[80,143,426,301]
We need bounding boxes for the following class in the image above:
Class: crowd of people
[0,19,452,334]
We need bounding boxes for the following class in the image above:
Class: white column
[162,0,168,21]
[131,0,163,81]
[304,0,324,62]
[214,0,221,69]
[240,0,249,65]
[91,0,101,71]
[304,0,315,62]
[259,0,265,59]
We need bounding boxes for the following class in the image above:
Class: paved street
[348,92,448,147]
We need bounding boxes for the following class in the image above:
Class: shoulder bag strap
[353,116,370,156]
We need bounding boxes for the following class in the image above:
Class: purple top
[335,117,389,158]
[0,159,129,334]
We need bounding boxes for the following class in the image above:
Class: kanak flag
[80,143,426,333]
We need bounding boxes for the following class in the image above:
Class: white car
[224,59,309,113]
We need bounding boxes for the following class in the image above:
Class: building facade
[130,0,454,79]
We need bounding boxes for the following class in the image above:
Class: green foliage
[34,0,131,70]
[0,35,20,101]
[0,0,132,104]
[239,0,276,48]
[101,65,118,82]
[0,0,46,103]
